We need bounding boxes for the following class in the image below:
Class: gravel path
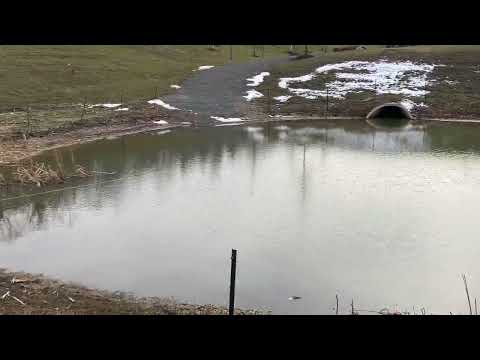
[163,56,290,124]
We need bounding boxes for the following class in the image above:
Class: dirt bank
[0,269,267,315]
[0,106,203,165]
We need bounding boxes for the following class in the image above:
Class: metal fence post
[229,249,237,316]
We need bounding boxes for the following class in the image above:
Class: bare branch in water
[462,274,473,315]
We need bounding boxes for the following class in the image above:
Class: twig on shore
[462,274,473,315]
[10,295,26,306]
[11,277,29,284]
[1,290,10,300]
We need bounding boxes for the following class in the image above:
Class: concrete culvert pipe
[366,102,413,120]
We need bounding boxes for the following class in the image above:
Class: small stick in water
[462,274,473,315]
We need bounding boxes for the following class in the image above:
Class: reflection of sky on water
[2,120,480,314]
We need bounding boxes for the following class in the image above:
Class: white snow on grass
[277,59,443,101]
[279,74,315,89]
[275,125,290,131]
[244,90,264,101]
[148,99,179,110]
[157,130,171,135]
[215,123,244,127]
[115,107,129,111]
[400,99,427,111]
[274,95,292,103]
[211,116,245,123]
[89,103,122,109]
[246,72,270,87]
[153,120,169,125]
[197,65,215,71]
[170,84,181,89]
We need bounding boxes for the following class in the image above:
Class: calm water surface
[2,119,480,314]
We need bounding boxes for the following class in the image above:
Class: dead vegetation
[1,150,91,188]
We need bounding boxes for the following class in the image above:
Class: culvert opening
[366,102,413,120]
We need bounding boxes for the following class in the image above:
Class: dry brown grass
[2,150,91,187]
[14,161,65,187]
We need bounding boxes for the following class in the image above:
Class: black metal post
[229,249,237,316]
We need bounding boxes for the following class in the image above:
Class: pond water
[2,119,480,314]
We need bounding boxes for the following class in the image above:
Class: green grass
[0,45,333,109]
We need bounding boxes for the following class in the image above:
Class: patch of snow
[148,99,179,110]
[153,120,169,125]
[170,84,181,89]
[275,125,290,131]
[89,103,122,109]
[444,80,459,85]
[244,90,264,101]
[157,130,171,135]
[246,72,270,87]
[215,123,243,127]
[400,99,428,111]
[115,107,129,111]
[211,116,245,123]
[279,74,315,89]
[181,121,192,126]
[197,65,215,71]
[278,59,442,101]
[274,95,292,103]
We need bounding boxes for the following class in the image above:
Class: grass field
[0,45,335,109]
[255,45,480,119]
[3,45,478,140]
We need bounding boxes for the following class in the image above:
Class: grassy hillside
[254,45,480,119]
[0,45,335,109]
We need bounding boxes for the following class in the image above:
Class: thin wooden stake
[351,299,354,315]
[462,274,473,315]
[335,294,339,315]
[325,84,329,119]
[80,97,87,122]
[267,88,271,115]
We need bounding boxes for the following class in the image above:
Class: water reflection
[2,119,480,314]
[1,119,479,244]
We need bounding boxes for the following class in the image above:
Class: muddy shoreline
[0,269,268,315]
